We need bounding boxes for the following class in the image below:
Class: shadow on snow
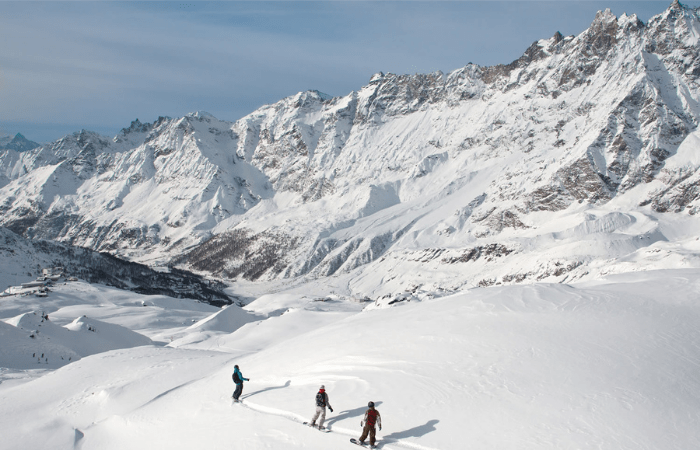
[383,419,439,441]
[326,401,384,427]
[241,380,292,399]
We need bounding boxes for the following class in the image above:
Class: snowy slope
[0,311,153,370]
[1,269,699,449]
[0,280,223,372]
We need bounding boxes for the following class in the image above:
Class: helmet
[234,365,239,369]
[368,401,374,408]
[320,385,325,389]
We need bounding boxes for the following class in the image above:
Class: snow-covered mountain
[0,227,232,306]
[4,4,700,448]
[0,133,40,152]
[2,2,700,300]
[0,114,269,261]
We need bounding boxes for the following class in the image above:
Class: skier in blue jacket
[232,365,249,402]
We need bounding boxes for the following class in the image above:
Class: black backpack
[315,391,327,407]
[233,371,241,384]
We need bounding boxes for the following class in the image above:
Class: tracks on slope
[234,397,441,450]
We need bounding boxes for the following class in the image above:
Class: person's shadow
[383,419,439,441]
[326,401,384,427]
[241,380,291,399]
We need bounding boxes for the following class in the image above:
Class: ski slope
[1,270,700,450]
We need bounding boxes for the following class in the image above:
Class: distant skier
[358,401,381,447]
[308,385,333,429]
[231,364,249,402]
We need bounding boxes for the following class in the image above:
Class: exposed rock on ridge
[2,2,700,295]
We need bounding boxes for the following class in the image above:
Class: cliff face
[3,3,700,295]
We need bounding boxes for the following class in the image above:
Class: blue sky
[0,1,693,143]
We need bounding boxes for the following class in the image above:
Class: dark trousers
[359,423,377,446]
[233,383,243,400]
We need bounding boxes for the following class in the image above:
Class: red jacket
[363,408,381,428]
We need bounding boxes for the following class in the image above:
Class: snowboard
[303,422,330,433]
[350,438,378,448]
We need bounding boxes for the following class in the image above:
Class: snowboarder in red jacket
[358,401,381,447]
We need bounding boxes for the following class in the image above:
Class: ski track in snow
[237,398,439,450]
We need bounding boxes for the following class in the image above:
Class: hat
[320,385,325,389]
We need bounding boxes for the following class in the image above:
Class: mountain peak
[659,0,696,21]
[369,72,385,84]
[309,90,333,101]
[114,117,171,144]
[0,132,40,152]
[594,8,617,23]
[187,111,216,121]
[124,118,150,133]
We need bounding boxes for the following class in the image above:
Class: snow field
[236,279,700,449]
[2,270,700,449]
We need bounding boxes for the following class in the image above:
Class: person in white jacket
[308,385,333,429]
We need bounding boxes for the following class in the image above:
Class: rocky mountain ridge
[0,227,232,306]
[0,133,40,153]
[0,113,269,260]
[2,2,700,299]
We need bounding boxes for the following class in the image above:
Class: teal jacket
[233,367,248,385]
